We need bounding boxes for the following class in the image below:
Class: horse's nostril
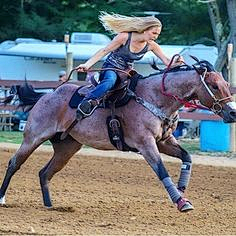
[229,111,236,117]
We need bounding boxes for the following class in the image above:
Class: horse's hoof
[0,196,6,205]
[45,205,53,210]
[177,197,194,212]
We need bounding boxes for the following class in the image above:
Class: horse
[0,59,236,213]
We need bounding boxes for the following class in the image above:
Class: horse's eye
[212,85,218,90]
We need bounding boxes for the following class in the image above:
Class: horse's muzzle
[221,101,236,123]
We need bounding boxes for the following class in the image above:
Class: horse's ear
[190,55,200,63]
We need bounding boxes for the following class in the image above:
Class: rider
[76,12,183,117]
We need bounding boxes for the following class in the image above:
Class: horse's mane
[147,59,215,78]
[195,60,215,72]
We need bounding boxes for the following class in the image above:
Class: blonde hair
[99,12,162,34]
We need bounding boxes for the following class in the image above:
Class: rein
[161,54,208,110]
[87,68,132,77]
[161,54,232,113]
[56,67,132,91]
[68,67,131,81]
[61,56,231,116]
[56,67,132,89]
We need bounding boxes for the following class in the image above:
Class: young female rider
[76,12,183,116]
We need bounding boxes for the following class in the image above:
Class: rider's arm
[149,41,170,66]
[77,33,128,71]
[149,41,184,66]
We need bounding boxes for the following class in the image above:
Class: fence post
[66,52,73,80]
[64,32,74,80]
[228,43,236,152]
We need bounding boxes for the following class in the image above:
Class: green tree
[0,0,20,40]
[0,0,215,46]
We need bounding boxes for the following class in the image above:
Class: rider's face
[144,26,161,41]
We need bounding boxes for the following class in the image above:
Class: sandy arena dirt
[0,144,236,235]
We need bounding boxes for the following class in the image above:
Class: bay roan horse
[1,61,236,212]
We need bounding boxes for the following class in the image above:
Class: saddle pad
[69,84,96,109]
[69,88,84,108]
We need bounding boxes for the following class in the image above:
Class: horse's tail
[4,82,46,111]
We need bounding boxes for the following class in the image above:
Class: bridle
[198,68,232,114]
[161,54,232,114]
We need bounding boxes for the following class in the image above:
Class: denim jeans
[86,70,117,100]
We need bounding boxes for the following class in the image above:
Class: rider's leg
[77,70,117,116]
[87,70,118,99]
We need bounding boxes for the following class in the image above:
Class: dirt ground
[0,144,236,235]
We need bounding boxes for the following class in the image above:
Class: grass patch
[179,138,200,153]
[0,131,51,145]
[0,131,23,144]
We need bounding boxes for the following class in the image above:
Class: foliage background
[0,0,228,45]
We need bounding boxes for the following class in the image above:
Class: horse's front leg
[157,134,192,195]
[137,135,193,212]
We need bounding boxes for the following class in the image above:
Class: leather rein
[67,67,131,81]
[63,56,231,115]
[56,67,132,89]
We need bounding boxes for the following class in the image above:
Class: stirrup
[77,100,97,120]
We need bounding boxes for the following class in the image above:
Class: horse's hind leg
[0,139,43,205]
[157,134,192,195]
[39,135,82,208]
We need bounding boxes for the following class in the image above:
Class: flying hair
[99,11,162,34]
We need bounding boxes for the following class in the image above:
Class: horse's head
[194,60,236,123]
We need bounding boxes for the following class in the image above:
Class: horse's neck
[136,70,200,116]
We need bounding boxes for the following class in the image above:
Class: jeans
[86,70,118,100]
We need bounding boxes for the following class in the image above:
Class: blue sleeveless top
[104,32,149,70]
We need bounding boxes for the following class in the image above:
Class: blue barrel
[200,121,230,152]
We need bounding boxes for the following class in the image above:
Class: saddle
[68,70,142,152]
[69,69,141,109]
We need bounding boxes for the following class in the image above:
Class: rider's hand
[174,56,185,65]
[75,64,90,72]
